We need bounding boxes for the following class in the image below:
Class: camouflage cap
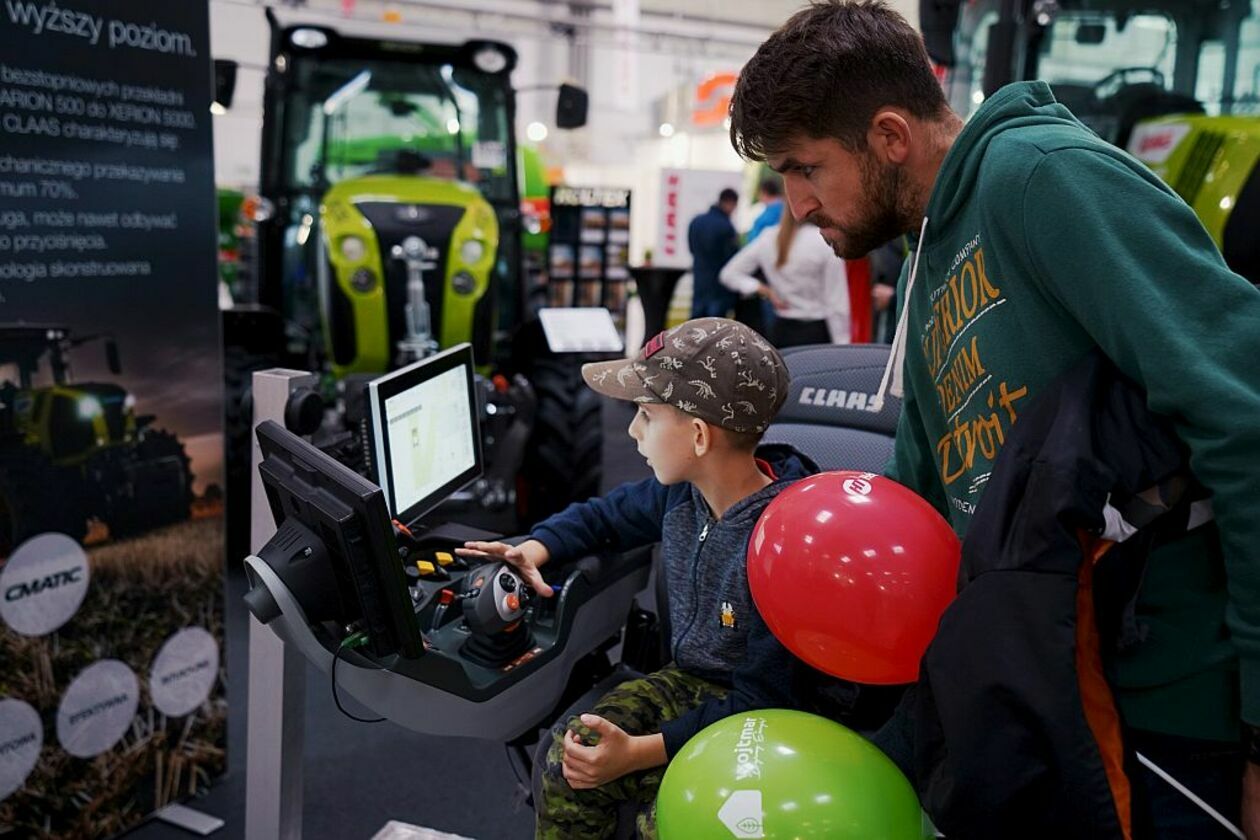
[581,317,789,434]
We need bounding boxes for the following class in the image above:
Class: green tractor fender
[1130,114,1260,284]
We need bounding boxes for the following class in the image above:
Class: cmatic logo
[0,533,89,637]
[4,566,82,601]
[797,386,881,413]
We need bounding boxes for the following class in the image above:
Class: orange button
[505,594,520,612]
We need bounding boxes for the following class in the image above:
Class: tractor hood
[322,174,489,210]
[318,174,499,376]
[72,383,132,439]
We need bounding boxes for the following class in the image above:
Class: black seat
[763,343,900,471]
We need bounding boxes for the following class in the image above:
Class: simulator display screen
[383,364,477,517]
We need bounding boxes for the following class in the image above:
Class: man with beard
[729,1,1260,837]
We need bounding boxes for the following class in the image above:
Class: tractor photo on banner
[0,1,226,837]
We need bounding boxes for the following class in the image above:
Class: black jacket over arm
[899,349,1202,839]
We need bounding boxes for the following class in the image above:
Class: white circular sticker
[0,699,43,802]
[149,627,219,717]
[0,533,90,637]
[842,477,873,497]
[56,660,138,758]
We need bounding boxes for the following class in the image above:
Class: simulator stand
[242,354,650,840]
[246,369,319,840]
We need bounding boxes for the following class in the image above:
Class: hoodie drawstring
[871,215,929,414]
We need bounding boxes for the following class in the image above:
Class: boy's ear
[692,417,712,456]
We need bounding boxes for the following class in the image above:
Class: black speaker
[213,59,238,111]
[555,83,589,130]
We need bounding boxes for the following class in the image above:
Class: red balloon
[748,471,961,684]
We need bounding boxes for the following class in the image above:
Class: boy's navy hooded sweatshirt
[532,443,816,757]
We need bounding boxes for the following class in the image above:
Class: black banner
[0,1,225,836]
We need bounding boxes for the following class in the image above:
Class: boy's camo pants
[536,664,728,840]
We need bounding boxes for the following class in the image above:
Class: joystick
[459,562,535,668]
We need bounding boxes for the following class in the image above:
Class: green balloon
[657,709,931,839]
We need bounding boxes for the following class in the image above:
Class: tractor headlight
[452,271,477,295]
[340,235,367,262]
[472,45,509,74]
[290,28,329,49]
[350,268,377,293]
[124,394,136,411]
[78,396,103,419]
[459,239,485,265]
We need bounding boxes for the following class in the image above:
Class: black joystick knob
[285,387,324,436]
[498,573,517,593]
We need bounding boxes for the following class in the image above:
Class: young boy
[458,317,817,839]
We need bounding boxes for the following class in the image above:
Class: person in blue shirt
[687,188,740,317]
[747,176,785,242]
[743,176,787,330]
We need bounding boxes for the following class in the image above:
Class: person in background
[687,188,740,318]
[747,176,785,242]
[720,209,850,348]
[869,237,908,343]
[740,176,789,333]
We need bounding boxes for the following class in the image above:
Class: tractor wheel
[106,429,194,539]
[519,357,603,527]
[0,446,87,557]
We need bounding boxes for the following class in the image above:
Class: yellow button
[417,560,437,576]
[435,552,455,566]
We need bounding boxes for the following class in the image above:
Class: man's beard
[809,155,910,260]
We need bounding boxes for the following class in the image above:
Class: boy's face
[628,403,700,485]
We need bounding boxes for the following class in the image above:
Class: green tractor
[0,325,194,555]
[921,0,1260,282]
[221,18,598,558]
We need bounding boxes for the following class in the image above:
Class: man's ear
[867,109,912,165]
[693,417,713,457]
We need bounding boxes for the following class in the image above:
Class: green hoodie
[886,81,1260,741]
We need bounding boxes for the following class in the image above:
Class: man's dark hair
[718,188,740,205]
[758,176,782,198]
[730,0,947,159]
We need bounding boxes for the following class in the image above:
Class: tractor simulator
[223,18,598,561]
[920,0,1260,283]
[0,325,193,555]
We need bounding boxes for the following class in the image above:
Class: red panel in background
[847,256,872,343]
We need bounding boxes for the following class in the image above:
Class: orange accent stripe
[1075,534,1133,840]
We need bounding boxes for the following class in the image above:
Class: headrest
[774,344,900,436]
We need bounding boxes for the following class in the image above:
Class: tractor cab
[0,325,192,555]
[256,24,527,374]
[221,19,597,565]
[922,0,1260,282]
[0,325,132,466]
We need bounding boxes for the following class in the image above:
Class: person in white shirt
[719,212,850,348]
